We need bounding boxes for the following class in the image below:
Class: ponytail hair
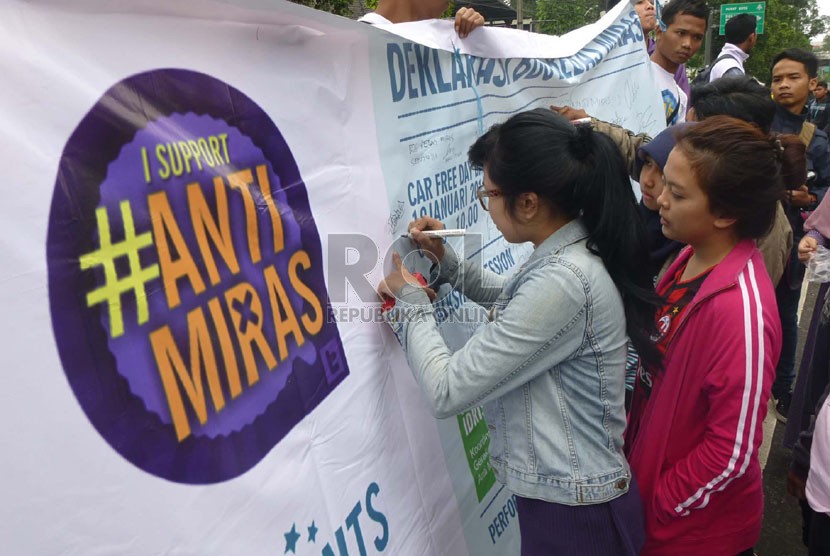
[673,116,805,239]
[468,108,660,366]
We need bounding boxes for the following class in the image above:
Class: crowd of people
[363,0,830,554]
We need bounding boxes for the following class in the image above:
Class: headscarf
[805,194,830,240]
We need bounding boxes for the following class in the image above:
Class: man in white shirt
[358,0,484,38]
[650,0,708,125]
[709,14,757,82]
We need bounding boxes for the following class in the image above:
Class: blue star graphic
[284,524,300,554]
[307,521,318,543]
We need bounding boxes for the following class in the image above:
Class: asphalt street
[759,422,808,556]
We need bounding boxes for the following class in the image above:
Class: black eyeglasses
[476,187,502,212]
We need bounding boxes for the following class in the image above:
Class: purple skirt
[516,478,645,556]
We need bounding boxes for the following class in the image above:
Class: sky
[820,0,830,42]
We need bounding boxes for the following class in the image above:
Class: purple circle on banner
[46,69,350,484]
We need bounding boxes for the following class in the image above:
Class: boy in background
[810,80,830,133]
[708,13,757,82]
[650,0,708,125]
[770,48,830,422]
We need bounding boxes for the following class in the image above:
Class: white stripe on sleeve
[672,262,764,514]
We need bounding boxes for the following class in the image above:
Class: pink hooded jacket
[626,240,782,556]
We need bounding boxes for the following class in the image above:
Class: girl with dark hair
[625,116,794,556]
[378,108,657,555]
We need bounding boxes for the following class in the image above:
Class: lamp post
[704,8,719,66]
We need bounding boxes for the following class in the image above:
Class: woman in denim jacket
[379,109,659,555]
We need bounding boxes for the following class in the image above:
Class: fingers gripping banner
[0,1,663,554]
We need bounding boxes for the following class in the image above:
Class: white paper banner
[0,1,662,554]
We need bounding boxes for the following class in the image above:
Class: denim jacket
[386,220,632,505]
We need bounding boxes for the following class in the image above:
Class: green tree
[791,0,829,39]
[689,0,823,83]
[506,0,539,19]
[287,0,352,16]
[535,0,603,36]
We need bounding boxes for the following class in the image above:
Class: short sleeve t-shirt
[626,260,711,445]
[652,61,687,126]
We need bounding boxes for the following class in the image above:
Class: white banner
[0,1,662,554]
